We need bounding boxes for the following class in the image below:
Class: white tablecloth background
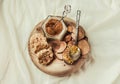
[0,0,120,84]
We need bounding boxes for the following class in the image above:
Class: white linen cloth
[0,0,120,84]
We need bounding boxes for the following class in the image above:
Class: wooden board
[28,17,90,77]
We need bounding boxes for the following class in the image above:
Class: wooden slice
[28,17,90,77]
[78,39,90,55]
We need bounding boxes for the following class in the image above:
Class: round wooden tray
[28,17,90,77]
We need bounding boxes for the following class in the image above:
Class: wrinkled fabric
[0,0,120,84]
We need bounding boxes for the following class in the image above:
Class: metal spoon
[70,10,81,61]
[75,10,81,44]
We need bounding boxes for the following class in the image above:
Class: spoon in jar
[69,10,81,61]
[63,10,81,64]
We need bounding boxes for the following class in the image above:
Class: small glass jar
[42,16,67,40]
